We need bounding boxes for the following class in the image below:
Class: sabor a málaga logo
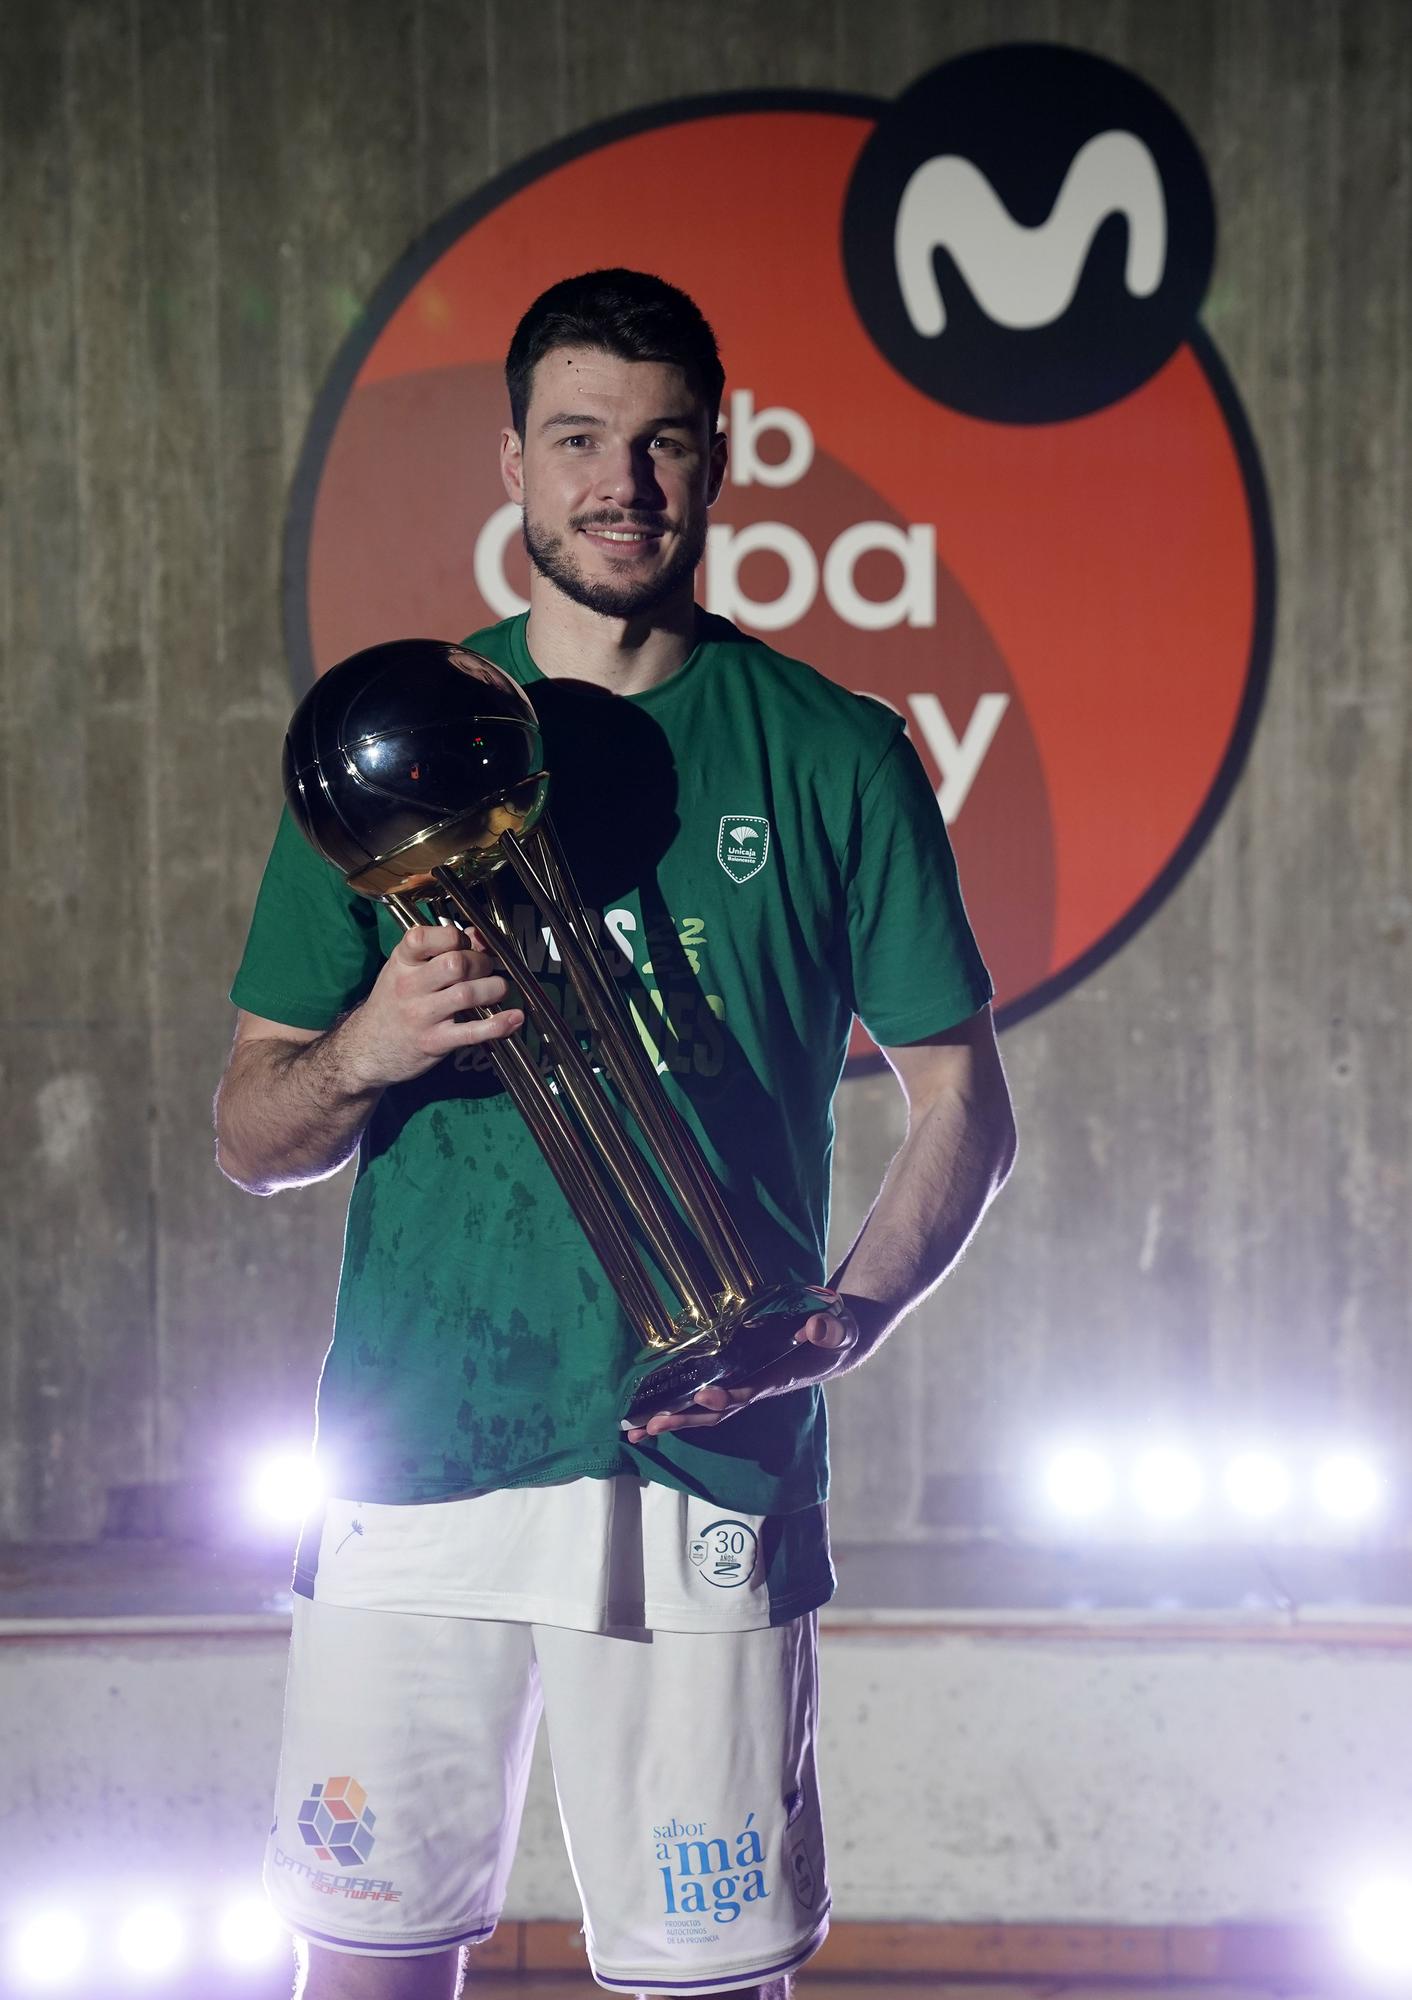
[284,44,1273,1064]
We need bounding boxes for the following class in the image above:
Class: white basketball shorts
[263,1596,830,1994]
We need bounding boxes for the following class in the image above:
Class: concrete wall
[1,0,1409,1542]
[5,1616,1412,1930]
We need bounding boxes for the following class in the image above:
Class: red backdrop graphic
[286,74,1274,1065]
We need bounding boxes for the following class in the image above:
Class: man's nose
[597,442,663,508]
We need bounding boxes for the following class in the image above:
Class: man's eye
[560,434,595,448]
[651,436,687,454]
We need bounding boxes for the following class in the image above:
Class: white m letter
[895,130,1166,336]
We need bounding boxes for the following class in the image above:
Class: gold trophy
[282,639,845,1429]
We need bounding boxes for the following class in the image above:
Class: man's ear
[707,426,729,506]
[500,427,526,505]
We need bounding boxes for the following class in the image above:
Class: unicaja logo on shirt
[717,817,771,885]
[297,1776,377,1868]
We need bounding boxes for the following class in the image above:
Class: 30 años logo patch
[689,1517,761,1586]
[717,817,770,885]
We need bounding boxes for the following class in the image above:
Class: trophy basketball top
[283,639,549,897]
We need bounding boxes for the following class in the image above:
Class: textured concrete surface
[0,0,1407,1570]
[9,1534,1412,1620]
[4,1619,1411,1933]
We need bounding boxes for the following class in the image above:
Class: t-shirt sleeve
[844,728,994,1045]
[228,807,386,1030]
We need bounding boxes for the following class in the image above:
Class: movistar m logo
[843,44,1216,424]
[895,130,1167,336]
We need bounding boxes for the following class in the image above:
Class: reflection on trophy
[282,639,844,1430]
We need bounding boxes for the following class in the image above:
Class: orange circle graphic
[286,91,1274,1061]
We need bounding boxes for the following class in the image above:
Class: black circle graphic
[842,43,1216,423]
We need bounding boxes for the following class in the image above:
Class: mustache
[570,509,668,532]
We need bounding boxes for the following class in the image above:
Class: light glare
[115,1904,185,1976]
[217,1895,287,1967]
[1132,1447,1204,1520]
[8,1910,87,1988]
[1348,1877,1412,1976]
[249,1450,322,1526]
[1315,1452,1383,1523]
[1042,1447,1114,1519]
[1224,1450,1291,1520]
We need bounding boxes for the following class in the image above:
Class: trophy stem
[380,897,679,1350]
[428,868,728,1343]
[382,892,426,929]
[501,826,763,1302]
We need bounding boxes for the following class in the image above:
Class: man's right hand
[340,924,525,1090]
[215,924,526,1195]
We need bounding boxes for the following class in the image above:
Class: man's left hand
[622,1305,862,1443]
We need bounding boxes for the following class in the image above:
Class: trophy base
[619,1284,845,1430]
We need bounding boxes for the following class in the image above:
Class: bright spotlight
[248,1449,322,1527]
[7,1910,87,1988]
[1224,1450,1291,1521]
[1348,1875,1412,1977]
[1314,1451,1383,1524]
[1042,1446,1114,1520]
[217,1894,287,1968]
[114,1903,185,1977]
[1132,1447,1204,1521]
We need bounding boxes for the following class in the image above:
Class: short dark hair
[505,268,725,435]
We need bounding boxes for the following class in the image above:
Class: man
[217,268,1016,2000]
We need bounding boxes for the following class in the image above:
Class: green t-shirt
[230,613,992,1516]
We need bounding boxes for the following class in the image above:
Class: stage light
[248,1449,322,1527]
[1132,1446,1204,1521]
[1314,1451,1383,1524]
[1224,1450,1291,1521]
[216,1894,287,1968]
[7,1910,87,1988]
[114,1903,185,1977]
[1041,1446,1114,1520]
[1347,1875,1412,1977]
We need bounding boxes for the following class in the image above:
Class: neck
[524,581,700,697]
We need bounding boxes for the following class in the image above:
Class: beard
[522,508,707,619]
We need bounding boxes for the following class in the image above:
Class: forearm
[636,1011,1015,1437]
[827,1077,1016,1369]
[214,1023,381,1195]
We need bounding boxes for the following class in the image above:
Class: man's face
[500,346,727,619]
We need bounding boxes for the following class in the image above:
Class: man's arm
[824,1004,1017,1361]
[214,925,523,1195]
[627,1005,1016,1438]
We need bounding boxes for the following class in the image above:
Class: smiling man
[511,350,718,620]
[217,269,1016,2000]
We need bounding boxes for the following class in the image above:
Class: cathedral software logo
[284,44,1273,1060]
[296,1776,377,1868]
